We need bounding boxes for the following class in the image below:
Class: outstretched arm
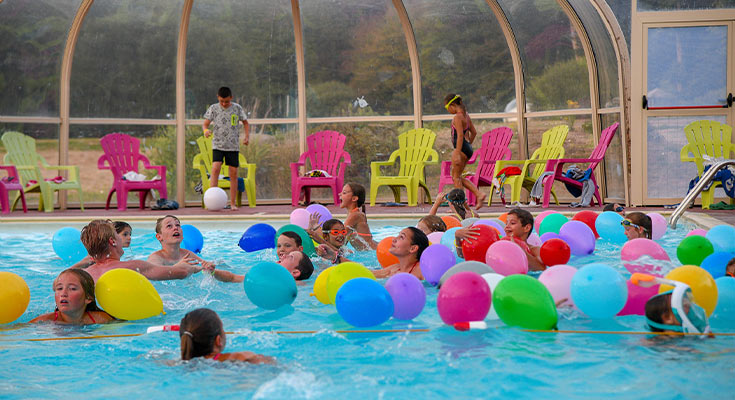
[129,256,202,281]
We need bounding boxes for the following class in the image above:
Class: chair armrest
[424,149,439,165]
[97,154,112,170]
[680,145,695,163]
[337,152,352,180]
[43,164,80,182]
[243,163,256,180]
[0,165,19,178]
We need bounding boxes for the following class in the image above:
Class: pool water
[1,220,734,399]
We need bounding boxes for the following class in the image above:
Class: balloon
[181,224,204,254]
[527,232,541,247]
[676,235,714,266]
[420,244,457,286]
[493,274,558,330]
[439,261,494,287]
[534,210,559,234]
[538,265,577,308]
[326,262,375,304]
[0,272,30,324]
[305,204,333,225]
[700,251,734,279]
[437,271,491,325]
[289,208,310,229]
[485,240,528,276]
[481,273,504,320]
[706,225,735,253]
[442,216,461,229]
[713,277,735,320]
[539,213,568,236]
[660,265,718,316]
[461,224,500,262]
[558,221,596,256]
[647,212,667,240]
[572,210,599,238]
[440,227,461,258]
[595,211,626,243]
[570,263,627,318]
[238,223,276,252]
[96,269,163,320]
[376,237,399,268]
[275,224,316,256]
[203,187,228,210]
[243,261,297,310]
[499,212,508,224]
[686,228,707,237]
[540,232,560,243]
[385,273,426,320]
[336,278,394,327]
[620,238,670,275]
[461,217,479,227]
[491,218,506,231]
[52,227,87,263]
[474,219,504,237]
[539,239,571,268]
[311,266,333,304]
[427,231,444,245]
[618,281,659,316]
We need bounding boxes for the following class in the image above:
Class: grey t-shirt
[203,102,247,151]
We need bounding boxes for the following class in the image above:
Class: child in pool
[180,308,273,363]
[622,212,652,240]
[502,208,545,271]
[603,203,626,216]
[276,231,304,261]
[147,215,216,270]
[340,183,377,251]
[308,217,353,264]
[726,258,735,278]
[209,250,314,283]
[372,227,429,280]
[71,220,132,269]
[416,215,446,235]
[30,269,115,325]
[429,188,477,221]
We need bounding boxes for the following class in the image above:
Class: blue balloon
[700,251,734,279]
[181,224,204,253]
[706,225,735,253]
[336,278,394,327]
[713,277,735,320]
[570,263,627,318]
[52,227,87,263]
[595,211,626,243]
[440,227,461,258]
[239,223,276,252]
[243,261,297,310]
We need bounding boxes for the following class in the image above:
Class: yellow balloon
[660,265,718,316]
[311,266,334,304]
[326,262,375,304]
[0,272,30,324]
[96,268,163,320]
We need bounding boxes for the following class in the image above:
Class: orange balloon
[441,215,462,229]
[376,237,399,268]
[498,213,508,224]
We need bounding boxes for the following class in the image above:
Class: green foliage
[148,125,202,199]
[526,57,590,110]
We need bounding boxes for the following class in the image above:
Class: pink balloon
[485,240,528,276]
[686,228,707,237]
[534,210,559,234]
[289,208,310,229]
[647,212,667,240]
[427,231,444,244]
[618,281,659,316]
[437,271,491,324]
[538,265,577,308]
[620,238,670,275]
[527,232,542,247]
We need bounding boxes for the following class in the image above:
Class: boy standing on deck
[203,86,249,211]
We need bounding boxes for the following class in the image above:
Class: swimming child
[372,227,429,280]
[71,220,132,269]
[621,211,652,240]
[277,231,304,261]
[444,93,485,210]
[308,217,353,264]
[416,215,447,235]
[429,188,478,221]
[340,183,378,250]
[180,308,273,363]
[30,269,115,325]
[147,215,216,270]
[635,273,711,335]
[603,203,626,216]
[502,208,545,271]
[210,250,314,283]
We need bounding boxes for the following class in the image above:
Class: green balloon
[539,213,569,236]
[493,275,558,330]
[676,235,714,266]
[275,224,316,256]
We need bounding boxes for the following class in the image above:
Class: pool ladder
[668,160,735,229]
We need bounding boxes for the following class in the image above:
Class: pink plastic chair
[0,165,27,214]
[438,127,513,206]
[98,133,168,211]
[540,122,620,208]
[290,131,352,206]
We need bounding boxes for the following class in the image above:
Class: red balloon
[539,238,571,267]
[461,224,499,262]
[572,210,600,238]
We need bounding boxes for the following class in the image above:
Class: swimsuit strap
[407,260,420,275]
[212,353,221,360]
[53,310,59,322]
[86,311,96,324]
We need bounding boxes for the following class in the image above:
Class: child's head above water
[81,219,118,259]
[603,203,625,216]
[622,212,652,240]
[277,231,303,261]
[445,189,470,219]
[505,208,534,240]
[279,250,314,280]
[417,215,447,235]
[322,219,347,248]
[179,308,226,360]
[114,221,132,248]
[340,183,366,213]
[53,268,103,314]
[390,227,430,261]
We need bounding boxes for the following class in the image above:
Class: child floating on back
[30,269,115,325]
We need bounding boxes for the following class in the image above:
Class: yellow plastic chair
[192,136,256,208]
[1,131,84,212]
[490,125,569,205]
[680,120,735,209]
[370,128,439,206]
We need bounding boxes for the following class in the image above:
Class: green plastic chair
[192,136,256,208]
[370,128,439,206]
[1,131,84,212]
[680,120,735,209]
[490,125,569,205]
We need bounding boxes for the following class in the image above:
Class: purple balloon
[540,232,560,243]
[558,221,596,256]
[385,273,427,320]
[305,204,333,225]
[474,220,504,237]
[420,244,457,286]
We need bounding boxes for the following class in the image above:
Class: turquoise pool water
[1,219,734,399]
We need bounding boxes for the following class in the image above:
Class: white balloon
[203,187,228,210]
[481,273,505,320]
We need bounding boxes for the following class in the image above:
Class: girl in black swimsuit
[444,93,485,210]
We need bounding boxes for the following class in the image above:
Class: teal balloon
[275,224,316,256]
[539,213,569,236]
[492,274,558,330]
[595,211,626,243]
[52,227,87,263]
[705,225,735,253]
[243,261,297,310]
[676,235,714,266]
[336,278,394,327]
[570,263,627,318]
[713,277,735,320]
[440,227,461,258]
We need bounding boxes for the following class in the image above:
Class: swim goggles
[615,206,624,213]
[445,94,460,111]
[329,229,348,236]
[631,273,710,335]
[620,219,646,231]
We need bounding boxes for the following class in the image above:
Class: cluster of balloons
[289,204,332,229]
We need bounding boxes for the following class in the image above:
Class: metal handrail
[668,160,735,228]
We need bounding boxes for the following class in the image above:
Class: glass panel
[600,113,624,200]
[646,115,727,199]
[404,0,515,115]
[187,0,296,119]
[498,0,590,111]
[0,0,82,116]
[302,0,412,117]
[639,0,735,11]
[70,1,184,118]
[647,26,727,107]
[607,0,631,55]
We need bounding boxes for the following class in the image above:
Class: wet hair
[322,219,344,232]
[346,183,366,214]
[81,219,116,259]
[180,308,223,361]
[626,212,652,239]
[603,203,615,212]
[294,251,314,280]
[114,221,131,234]
[446,189,469,219]
[54,269,102,312]
[279,231,302,247]
[155,215,180,234]
[418,215,447,233]
[406,227,429,260]
[645,293,672,332]
[218,86,232,98]
[507,208,534,238]
[444,93,466,112]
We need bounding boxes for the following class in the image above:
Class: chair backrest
[194,136,245,175]
[396,128,437,178]
[2,131,44,184]
[528,125,569,178]
[586,122,620,171]
[475,127,513,180]
[303,131,348,176]
[99,133,148,179]
[684,120,734,160]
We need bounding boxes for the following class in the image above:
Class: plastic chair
[680,120,735,209]
[437,127,513,206]
[192,135,256,208]
[2,131,84,212]
[290,131,351,206]
[370,128,439,206]
[98,133,167,211]
[0,165,27,214]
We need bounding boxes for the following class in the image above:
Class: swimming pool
[1,218,734,399]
